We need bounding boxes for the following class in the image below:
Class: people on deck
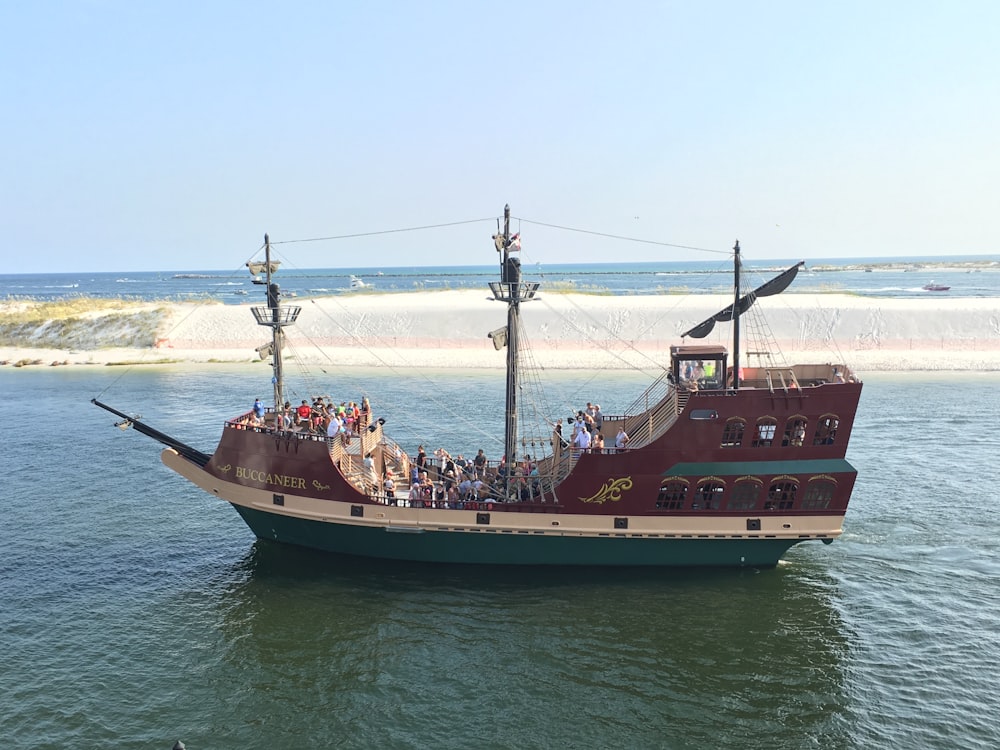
[552,420,566,450]
[408,481,422,507]
[296,400,312,427]
[615,427,630,450]
[360,396,371,428]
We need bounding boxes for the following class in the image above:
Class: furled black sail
[681,261,805,339]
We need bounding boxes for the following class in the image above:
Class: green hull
[233,505,804,567]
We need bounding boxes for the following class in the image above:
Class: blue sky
[2,1,996,273]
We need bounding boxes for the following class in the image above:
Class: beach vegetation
[0,298,167,349]
[653,285,692,295]
[541,281,613,295]
[104,358,184,366]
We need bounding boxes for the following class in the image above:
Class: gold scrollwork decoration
[312,480,331,491]
[578,477,634,505]
[217,464,232,474]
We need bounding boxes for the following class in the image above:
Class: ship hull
[163,449,839,567]
[232,503,803,566]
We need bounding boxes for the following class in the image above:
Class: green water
[3,369,999,749]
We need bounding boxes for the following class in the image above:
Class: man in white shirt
[615,428,630,450]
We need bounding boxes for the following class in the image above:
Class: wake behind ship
[95,205,862,567]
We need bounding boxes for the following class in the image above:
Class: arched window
[765,478,798,510]
[655,479,689,510]
[813,414,840,445]
[693,479,725,510]
[721,418,746,448]
[802,478,837,510]
[727,478,762,510]
[753,417,777,447]
[782,416,808,447]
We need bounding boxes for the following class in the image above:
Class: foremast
[249,234,301,411]
[488,205,539,489]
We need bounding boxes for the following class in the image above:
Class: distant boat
[350,275,369,290]
[923,283,950,292]
[234,289,248,295]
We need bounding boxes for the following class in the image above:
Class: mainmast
[488,205,539,488]
[249,234,301,412]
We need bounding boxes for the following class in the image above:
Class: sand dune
[2,291,999,371]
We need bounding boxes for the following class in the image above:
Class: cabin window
[690,409,719,421]
[693,480,725,510]
[782,416,808,447]
[765,479,798,510]
[721,418,746,448]
[802,479,836,510]
[813,415,840,445]
[676,357,725,390]
[752,418,777,447]
[655,480,688,510]
[727,480,761,510]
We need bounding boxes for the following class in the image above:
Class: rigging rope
[267,218,496,245]
[287,297,507,450]
[515,217,729,255]
[92,255,266,402]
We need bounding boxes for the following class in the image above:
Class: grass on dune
[0,297,169,349]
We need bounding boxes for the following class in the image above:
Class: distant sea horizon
[3,254,999,303]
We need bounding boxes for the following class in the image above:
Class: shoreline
[3,290,1000,371]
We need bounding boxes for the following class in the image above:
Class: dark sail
[682,261,805,339]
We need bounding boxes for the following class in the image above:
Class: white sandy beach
[3,291,1000,371]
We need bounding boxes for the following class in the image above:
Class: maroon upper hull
[205,380,862,519]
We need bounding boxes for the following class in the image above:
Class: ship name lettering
[235,465,306,489]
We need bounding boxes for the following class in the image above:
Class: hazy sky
[3,1,996,273]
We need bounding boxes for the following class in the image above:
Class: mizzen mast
[249,234,301,412]
[732,240,742,390]
[488,205,539,487]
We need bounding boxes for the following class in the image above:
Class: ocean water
[2,254,999,304]
[2,367,999,749]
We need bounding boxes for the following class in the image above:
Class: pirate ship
[94,205,862,566]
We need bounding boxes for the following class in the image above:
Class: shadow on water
[185,540,854,749]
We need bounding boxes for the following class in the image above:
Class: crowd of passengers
[377,446,552,507]
[552,402,630,455]
[247,395,372,439]
[244,396,632,505]
[376,398,632,507]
